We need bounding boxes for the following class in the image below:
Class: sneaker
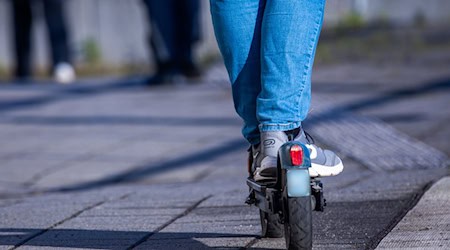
[180,62,202,79]
[252,128,343,181]
[304,142,344,177]
[53,62,76,84]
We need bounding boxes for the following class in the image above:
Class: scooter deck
[246,178,283,214]
[246,177,326,212]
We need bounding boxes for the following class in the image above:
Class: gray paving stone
[135,237,249,250]
[10,183,210,249]
[0,197,22,208]
[330,168,447,202]
[136,205,259,249]
[30,161,147,190]
[250,238,286,249]
[0,159,65,185]
[0,186,135,248]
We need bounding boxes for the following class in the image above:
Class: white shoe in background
[54,63,76,84]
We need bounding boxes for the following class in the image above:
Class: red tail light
[290,144,303,166]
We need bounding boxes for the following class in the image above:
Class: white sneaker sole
[309,161,344,177]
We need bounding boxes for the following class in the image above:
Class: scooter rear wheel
[284,196,312,250]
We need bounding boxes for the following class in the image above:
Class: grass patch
[316,26,450,65]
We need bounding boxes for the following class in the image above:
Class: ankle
[284,127,301,140]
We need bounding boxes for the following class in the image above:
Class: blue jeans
[210,0,325,145]
[11,0,71,77]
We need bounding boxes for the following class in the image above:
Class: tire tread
[285,197,312,250]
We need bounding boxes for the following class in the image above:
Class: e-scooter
[246,141,326,250]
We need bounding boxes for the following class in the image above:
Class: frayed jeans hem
[259,122,301,132]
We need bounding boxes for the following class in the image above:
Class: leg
[143,0,177,73]
[210,0,266,145]
[175,0,200,68]
[11,0,33,78]
[258,0,326,132]
[43,0,71,67]
[254,0,340,181]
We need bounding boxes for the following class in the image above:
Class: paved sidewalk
[0,61,449,249]
[377,176,450,249]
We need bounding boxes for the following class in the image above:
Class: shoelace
[304,130,315,144]
[286,128,315,145]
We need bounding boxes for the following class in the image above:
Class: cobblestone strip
[307,103,449,171]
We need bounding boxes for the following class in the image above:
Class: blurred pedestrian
[11,0,75,84]
[142,0,202,84]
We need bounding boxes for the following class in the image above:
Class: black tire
[259,210,284,238]
[284,196,312,250]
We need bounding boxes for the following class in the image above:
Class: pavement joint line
[19,130,238,195]
[8,200,106,250]
[191,168,215,183]
[23,131,161,188]
[7,192,132,250]
[19,126,178,190]
[367,179,437,250]
[0,78,144,114]
[242,237,261,249]
[42,138,246,193]
[127,195,213,250]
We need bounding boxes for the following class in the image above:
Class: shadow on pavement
[0,115,241,127]
[0,199,414,249]
[47,138,246,193]
[307,76,450,126]
[315,76,450,112]
[0,77,147,113]
[0,228,256,249]
[370,113,427,123]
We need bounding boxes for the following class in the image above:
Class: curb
[376,176,450,249]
